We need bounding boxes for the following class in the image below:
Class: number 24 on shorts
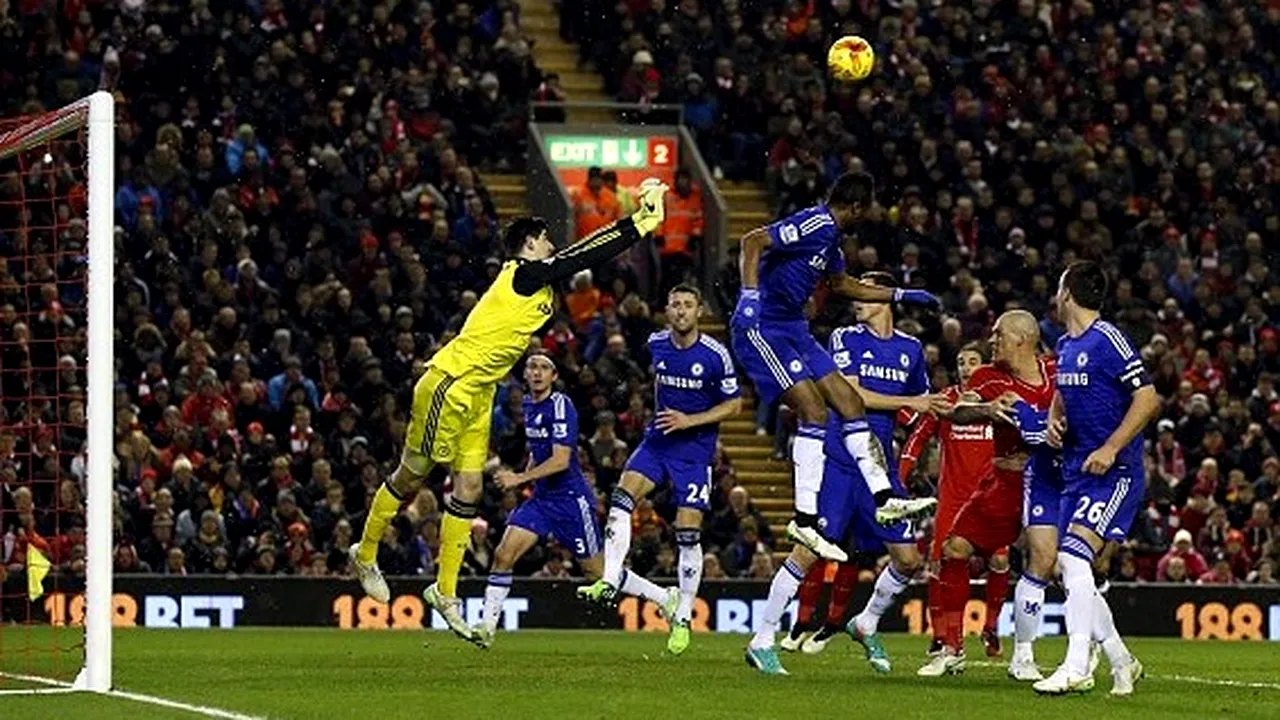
[685,482,711,506]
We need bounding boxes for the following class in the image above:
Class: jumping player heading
[730,172,940,562]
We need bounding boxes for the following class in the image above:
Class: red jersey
[900,385,993,503]
[965,356,1057,463]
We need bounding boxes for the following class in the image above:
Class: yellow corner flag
[27,546,51,601]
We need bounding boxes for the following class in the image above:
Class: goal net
[0,92,114,695]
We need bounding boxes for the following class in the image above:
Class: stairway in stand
[515,5,795,553]
[716,182,795,554]
[517,0,615,124]
[485,174,529,220]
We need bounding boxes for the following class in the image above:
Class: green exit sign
[545,135,675,168]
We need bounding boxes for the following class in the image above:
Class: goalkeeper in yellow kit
[348,179,669,642]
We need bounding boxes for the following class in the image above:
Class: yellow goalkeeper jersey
[428,260,554,384]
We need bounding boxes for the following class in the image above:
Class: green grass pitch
[3,629,1277,719]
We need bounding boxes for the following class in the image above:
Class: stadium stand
[0,0,1276,596]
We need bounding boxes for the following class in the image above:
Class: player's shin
[1012,572,1047,658]
[927,576,944,643]
[855,561,911,635]
[1059,535,1098,676]
[792,423,827,520]
[674,528,703,622]
[794,561,826,630]
[439,495,480,597]
[751,556,807,650]
[603,489,636,587]
[483,571,513,633]
[841,419,892,501]
[825,561,859,627]
[1092,590,1133,668]
[619,569,667,604]
[984,567,1010,632]
[357,480,410,565]
[938,558,970,651]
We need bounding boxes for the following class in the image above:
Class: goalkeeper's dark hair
[504,217,549,256]
[1061,260,1108,311]
[860,270,898,288]
[827,171,876,210]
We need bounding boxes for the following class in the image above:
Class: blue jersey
[645,330,740,461]
[523,391,589,499]
[828,325,929,466]
[758,205,846,321]
[1055,320,1150,475]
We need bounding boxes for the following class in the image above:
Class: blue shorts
[1022,454,1064,529]
[508,492,603,559]
[1061,463,1145,543]
[817,457,913,553]
[730,319,838,407]
[624,439,712,511]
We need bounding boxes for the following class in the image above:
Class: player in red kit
[918,311,1058,677]
[900,343,1009,659]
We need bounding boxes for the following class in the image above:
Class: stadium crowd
[576,0,1280,583]
[0,0,1276,599]
[0,0,778,598]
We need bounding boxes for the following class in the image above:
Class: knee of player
[893,554,923,577]
[987,554,1010,573]
[453,471,485,500]
[388,465,425,497]
[617,471,652,500]
[493,543,522,570]
[941,536,973,561]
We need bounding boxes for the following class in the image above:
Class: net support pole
[78,90,115,693]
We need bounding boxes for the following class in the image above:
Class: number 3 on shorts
[1072,496,1107,525]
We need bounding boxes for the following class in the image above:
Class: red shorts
[947,469,1023,555]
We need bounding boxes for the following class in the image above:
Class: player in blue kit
[731,172,940,564]
[579,285,742,656]
[748,272,949,675]
[1035,262,1158,696]
[474,351,670,647]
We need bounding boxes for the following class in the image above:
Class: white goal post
[0,91,114,694]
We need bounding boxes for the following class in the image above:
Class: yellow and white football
[827,35,875,82]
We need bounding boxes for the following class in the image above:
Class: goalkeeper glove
[632,178,669,235]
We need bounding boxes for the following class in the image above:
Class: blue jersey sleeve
[1098,322,1150,392]
[1011,400,1050,445]
[551,393,578,449]
[767,207,841,260]
[828,326,857,375]
[714,350,741,402]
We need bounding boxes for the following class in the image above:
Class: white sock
[1013,572,1047,660]
[792,423,826,515]
[675,529,703,623]
[603,490,635,587]
[1092,591,1132,668]
[751,557,805,649]
[854,563,911,635]
[483,572,512,633]
[1060,538,1097,676]
[842,419,891,496]
[620,569,667,604]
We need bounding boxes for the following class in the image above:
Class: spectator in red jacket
[1198,553,1238,585]
[182,375,234,431]
[1158,529,1209,581]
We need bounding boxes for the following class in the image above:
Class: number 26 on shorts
[1072,496,1107,525]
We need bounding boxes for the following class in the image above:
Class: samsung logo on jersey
[526,427,550,439]
[657,374,704,390]
[1057,372,1090,387]
[860,364,910,384]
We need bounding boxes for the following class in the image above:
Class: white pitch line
[0,670,267,719]
[966,661,1280,691]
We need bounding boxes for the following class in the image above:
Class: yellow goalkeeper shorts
[402,366,494,475]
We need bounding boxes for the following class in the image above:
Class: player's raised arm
[730,227,771,328]
[831,274,941,308]
[512,180,668,294]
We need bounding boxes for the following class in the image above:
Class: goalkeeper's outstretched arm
[512,181,667,295]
